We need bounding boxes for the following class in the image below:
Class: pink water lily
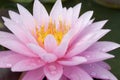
[0,0,119,80]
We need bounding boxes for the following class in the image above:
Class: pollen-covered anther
[36,18,70,46]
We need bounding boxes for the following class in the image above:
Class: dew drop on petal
[6,63,12,67]
[50,71,57,74]
[49,65,57,71]
[101,75,109,79]
[48,65,57,75]
[86,55,90,58]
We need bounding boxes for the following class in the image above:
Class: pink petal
[0,31,16,39]
[54,11,93,58]
[8,10,22,24]
[69,11,93,46]
[72,3,81,25]
[81,63,118,80]
[81,51,114,63]
[0,52,27,68]
[74,11,93,30]
[33,0,49,26]
[0,31,36,57]
[96,62,111,70]
[58,56,87,66]
[22,68,45,80]
[87,41,120,52]
[2,17,29,43]
[12,58,45,71]
[50,0,62,22]
[87,18,95,26]
[2,16,38,45]
[17,4,38,44]
[44,63,63,80]
[64,66,93,80]
[17,4,35,31]
[0,51,13,58]
[66,29,110,58]
[28,44,57,63]
[44,34,57,53]
[64,8,73,25]
[85,20,108,31]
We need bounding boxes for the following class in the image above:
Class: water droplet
[49,65,57,71]
[50,71,57,74]
[6,64,12,67]
[86,55,90,58]
[48,65,57,74]
[101,75,109,79]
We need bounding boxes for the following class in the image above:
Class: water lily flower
[0,0,119,80]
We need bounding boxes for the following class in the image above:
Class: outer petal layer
[22,68,45,80]
[81,63,118,80]
[58,56,87,66]
[44,63,63,80]
[0,31,36,57]
[64,66,93,80]
[87,41,120,52]
[81,51,114,63]
[12,58,45,71]
[0,51,27,68]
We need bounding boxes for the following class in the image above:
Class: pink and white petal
[64,7,73,25]
[12,58,45,72]
[44,34,57,53]
[65,31,95,58]
[22,68,45,80]
[72,11,94,34]
[54,11,94,58]
[28,44,57,63]
[81,51,114,63]
[17,4,39,44]
[0,51,14,58]
[58,56,87,66]
[87,41,120,52]
[50,0,63,21]
[2,17,38,45]
[66,29,110,58]
[0,35,37,57]
[64,66,93,80]
[69,11,93,46]
[0,53,27,68]
[0,31,16,39]
[0,33,37,57]
[53,23,83,57]
[33,0,49,26]
[87,18,95,26]
[8,10,22,24]
[96,61,111,70]
[72,3,81,25]
[17,4,35,31]
[44,63,63,80]
[81,63,118,80]
[85,20,108,31]
[74,11,93,29]
[2,17,29,43]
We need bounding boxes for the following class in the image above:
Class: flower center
[36,18,70,47]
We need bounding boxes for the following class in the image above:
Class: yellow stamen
[36,18,70,47]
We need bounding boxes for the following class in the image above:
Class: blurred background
[0,0,120,80]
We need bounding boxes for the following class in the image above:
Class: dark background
[0,0,120,80]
